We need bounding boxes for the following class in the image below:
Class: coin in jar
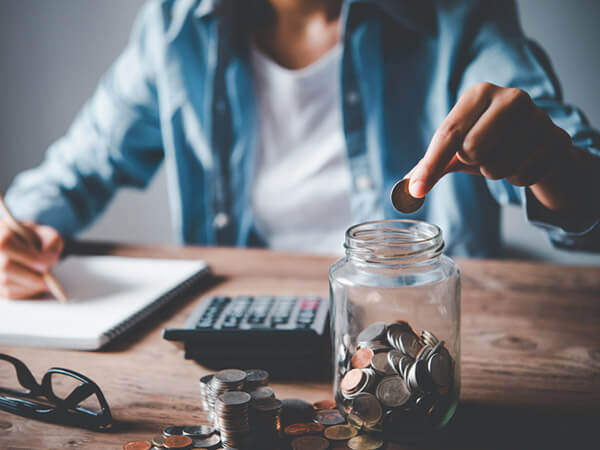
[351,347,374,369]
[313,399,337,411]
[291,435,330,450]
[341,369,365,394]
[315,408,346,426]
[123,441,151,450]
[390,178,425,214]
[370,352,396,376]
[284,422,325,436]
[375,376,411,408]
[428,351,452,387]
[347,434,385,450]
[349,393,382,427]
[164,435,193,449]
[323,424,358,440]
[357,322,387,345]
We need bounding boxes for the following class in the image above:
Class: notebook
[0,255,211,350]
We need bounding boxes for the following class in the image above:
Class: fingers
[0,220,63,300]
[409,82,495,197]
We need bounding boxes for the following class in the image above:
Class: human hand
[0,220,63,299]
[407,82,572,198]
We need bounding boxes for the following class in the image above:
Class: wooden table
[1,244,599,449]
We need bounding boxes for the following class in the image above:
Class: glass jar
[329,220,460,442]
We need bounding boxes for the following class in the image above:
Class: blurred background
[0,0,598,264]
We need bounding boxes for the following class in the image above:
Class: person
[0,0,598,299]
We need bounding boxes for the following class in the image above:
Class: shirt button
[346,91,360,105]
[213,212,229,229]
[356,175,371,191]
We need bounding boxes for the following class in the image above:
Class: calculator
[162,295,331,378]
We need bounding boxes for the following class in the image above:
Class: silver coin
[386,349,403,375]
[182,424,215,438]
[218,391,252,406]
[357,322,387,345]
[428,352,452,387]
[370,351,397,376]
[350,392,383,427]
[245,368,269,386]
[214,368,247,385]
[363,341,393,354]
[398,331,422,359]
[249,386,275,401]
[192,433,221,447]
[375,376,411,408]
[421,329,439,347]
[162,425,185,437]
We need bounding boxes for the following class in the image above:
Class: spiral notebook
[0,256,210,350]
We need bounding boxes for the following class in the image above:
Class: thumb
[32,224,64,260]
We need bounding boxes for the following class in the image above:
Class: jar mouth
[344,219,444,264]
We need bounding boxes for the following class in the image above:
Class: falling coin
[324,424,358,440]
[390,178,425,213]
[347,434,385,450]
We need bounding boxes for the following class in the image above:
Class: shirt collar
[194,0,436,35]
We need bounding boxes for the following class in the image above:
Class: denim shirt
[5,0,600,256]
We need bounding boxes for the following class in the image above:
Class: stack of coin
[207,369,247,425]
[250,396,283,446]
[215,391,252,449]
[338,321,456,436]
[244,368,269,391]
[199,374,213,412]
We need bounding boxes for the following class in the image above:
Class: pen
[0,195,67,303]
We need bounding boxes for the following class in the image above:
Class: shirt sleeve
[454,0,600,251]
[3,2,163,238]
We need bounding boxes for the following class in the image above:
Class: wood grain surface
[1,243,599,449]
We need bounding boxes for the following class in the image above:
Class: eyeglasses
[0,354,113,431]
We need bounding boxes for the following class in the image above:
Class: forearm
[530,144,600,229]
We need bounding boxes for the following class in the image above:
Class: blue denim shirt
[5,0,600,256]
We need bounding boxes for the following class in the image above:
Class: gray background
[1,0,598,264]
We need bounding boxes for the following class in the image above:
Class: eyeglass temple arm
[0,354,41,395]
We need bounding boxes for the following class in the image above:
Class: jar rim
[344,219,444,264]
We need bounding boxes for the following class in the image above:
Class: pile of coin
[250,397,283,446]
[206,369,247,423]
[216,391,252,449]
[338,321,456,437]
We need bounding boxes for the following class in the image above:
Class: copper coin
[123,441,151,450]
[323,424,358,440]
[313,399,337,410]
[390,178,425,213]
[341,369,364,394]
[291,435,330,450]
[284,422,325,436]
[315,409,346,426]
[164,435,193,449]
[351,348,374,369]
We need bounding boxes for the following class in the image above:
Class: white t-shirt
[250,42,353,255]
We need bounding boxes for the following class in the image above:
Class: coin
[428,352,452,386]
[323,424,358,440]
[151,435,166,447]
[349,393,382,427]
[375,376,411,408]
[398,331,422,359]
[341,369,365,394]
[351,347,374,369]
[163,426,185,437]
[244,368,269,389]
[218,390,251,406]
[284,422,325,436]
[123,441,151,450]
[191,434,221,448]
[249,386,275,402]
[357,322,387,345]
[390,178,425,213]
[347,434,385,450]
[315,409,346,426]
[291,435,330,450]
[313,399,337,411]
[386,349,403,374]
[370,352,396,376]
[163,435,193,449]
[252,397,283,413]
[214,368,247,385]
[281,398,314,426]
[182,425,215,438]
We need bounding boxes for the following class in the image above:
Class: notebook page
[0,256,207,349]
